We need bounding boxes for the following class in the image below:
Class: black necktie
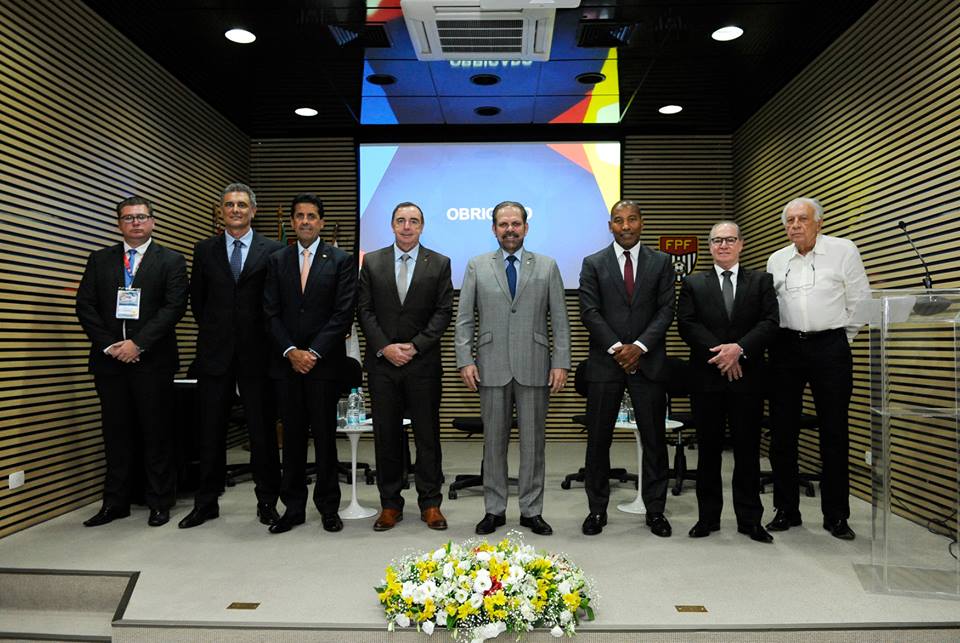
[722,270,734,317]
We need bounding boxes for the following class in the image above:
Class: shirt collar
[297,237,321,256]
[226,227,254,248]
[612,240,639,258]
[123,237,152,254]
[714,263,740,278]
[790,234,824,259]
[394,243,420,261]
[503,247,523,263]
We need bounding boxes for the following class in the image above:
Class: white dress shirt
[766,234,870,343]
[225,226,254,272]
[609,241,647,354]
[502,246,524,280]
[394,243,420,292]
[122,237,152,274]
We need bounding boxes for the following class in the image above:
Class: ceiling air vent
[401,0,579,61]
[577,20,638,48]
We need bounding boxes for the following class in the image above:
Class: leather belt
[781,327,844,340]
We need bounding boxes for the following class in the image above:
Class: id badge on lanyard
[116,288,141,319]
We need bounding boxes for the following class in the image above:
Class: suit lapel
[303,241,329,297]
[703,269,729,322]
[491,249,512,302]
[514,250,534,301]
[111,244,125,288]
[131,242,157,288]
[215,234,234,282]
[285,245,303,299]
[237,233,259,283]
[403,246,431,305]
[603,245,629,305]
[731,267,751,320]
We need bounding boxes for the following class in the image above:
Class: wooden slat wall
[0,0,249,538]
[732,0,960,528]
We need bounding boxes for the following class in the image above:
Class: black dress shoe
[475,513,506,535]
[688,521,720,538]
[645,512,672,537]
[148,508,170,527]
[582,512,608,536]
[268,512,305,534]
[257,503,280,526]
[765,509,802,532]
[83,505,130,527]
[519,515,553,536]
[823,518,855,540]
[321,513,344,532]
[178,505,219,529]
[737,523,774,543]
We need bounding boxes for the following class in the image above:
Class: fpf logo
[658,236,698,282]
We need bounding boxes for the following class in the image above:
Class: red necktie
[623,250,634,300]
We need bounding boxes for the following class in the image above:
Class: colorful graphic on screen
[360,142,621,288]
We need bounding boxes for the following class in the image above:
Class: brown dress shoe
[421,507,448,530]
[373,508,403,531]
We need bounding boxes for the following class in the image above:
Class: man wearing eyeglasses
[76,196,188,528]
[677,222,779,543]
[765,197,870,540]
[178,183,284,530]
[263,193,357,534]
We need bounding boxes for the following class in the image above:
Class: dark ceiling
[81,0,878,139]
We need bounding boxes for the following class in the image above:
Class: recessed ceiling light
[225,28,256,44]
[576,72,606,85]
[295,107,318,117]
[470,74,501,86]
[658,104,682,115]
[366,74,397,86]
[474,106,501,117]
[711,26,743,42]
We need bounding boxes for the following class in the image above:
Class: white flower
[395,613,410,628]
[443,562,455,579]
[550,624,564,637]
[454,588,469,603]
[412,585,428,604]
[400,581,415,599]
[508,565,525,583]
[422,620,435,635]
[432,547,447,562]
[558,580,571,595]
[560,610,572,625]
[457,560,471,571]
[479,622,506,639]
[476,551,491,563]
[520,604,535,621]
[473,570,492,593]
[469,593,484,609]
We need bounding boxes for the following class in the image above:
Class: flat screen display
[359,141,621,288]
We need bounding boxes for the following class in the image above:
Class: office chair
[661,357,698,496]
[447,416,519,499]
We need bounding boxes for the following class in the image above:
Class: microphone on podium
[897,220,950,315]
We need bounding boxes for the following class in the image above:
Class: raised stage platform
[1,440,958,642]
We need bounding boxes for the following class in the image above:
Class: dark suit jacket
[579,243,675,382]
[263,240,357,380]
[357,244,453,378]
[76,240,188,375]
[190,231,283,377]
[676,266,780,393]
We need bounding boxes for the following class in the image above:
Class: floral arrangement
[375,531,596,641]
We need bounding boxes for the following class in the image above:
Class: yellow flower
[457,602,476,619]
[562,592,581,611]
[421,599,436,621]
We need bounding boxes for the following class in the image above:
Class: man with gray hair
[765,197,870,540]
[178,183,284,529]
[678,221,779,543]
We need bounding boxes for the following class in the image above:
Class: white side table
[617,418,684,515]
[337,421,378,519]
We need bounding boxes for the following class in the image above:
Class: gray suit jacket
[455,248,571,387]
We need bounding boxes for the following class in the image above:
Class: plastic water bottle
[617,393,629,424]
[357,386,367,423]
[346,388,360,426]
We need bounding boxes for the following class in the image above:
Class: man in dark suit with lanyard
[578,199,675,537]
[76,196,188,527]
[677,221,780,543]
[263,193,357,534]
[358,202,453,532]
[178,183,284,529]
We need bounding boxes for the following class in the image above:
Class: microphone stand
[897,221,950,315]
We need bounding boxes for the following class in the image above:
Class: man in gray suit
[456,201,571,536]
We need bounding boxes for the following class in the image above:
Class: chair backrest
[661,357,692,397]
[573,358,589,398]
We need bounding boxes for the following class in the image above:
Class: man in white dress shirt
[765,197,870,540]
